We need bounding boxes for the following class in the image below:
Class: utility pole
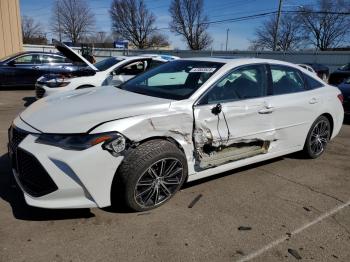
[273,0,283,51]
[225,28,229,51]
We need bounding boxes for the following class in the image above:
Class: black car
[338,78,350,114]
[329,63,350,86]
[304,63,329,81]
[0,51,83,88]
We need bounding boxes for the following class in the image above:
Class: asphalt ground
[0,90,349,262]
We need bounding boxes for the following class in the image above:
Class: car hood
[54,40,98,71]
[20,87,172,133]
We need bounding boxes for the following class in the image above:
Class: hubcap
[134,158,183,208]
[310,120,330,156]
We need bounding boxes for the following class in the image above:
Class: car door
[7,54,43,86]
[193,64,275,169]
[262,64,321,150]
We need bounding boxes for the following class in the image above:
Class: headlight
[35,132,127,152]
[45,78,70,88]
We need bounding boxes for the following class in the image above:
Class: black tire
[114,139,187,212]
[303,116,331,159]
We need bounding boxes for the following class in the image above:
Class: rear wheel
[115,139,187,211]
[303,116,331,158]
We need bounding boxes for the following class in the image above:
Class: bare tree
[169,0,212,50]
[250,14,304,51]
[21,16,45,44]
[149,33,170,48]
[110,0,159,49]
[298,0,350,50]
[52,0,95,44]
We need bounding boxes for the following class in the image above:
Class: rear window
[304,74,324,89]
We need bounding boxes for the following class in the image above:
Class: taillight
[337,94,344,104]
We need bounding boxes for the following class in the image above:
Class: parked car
[9,58,344,211]
[303,63,329,81]
[328,63,350,86]
[298,64,317,75]
[338,77,350,114]
[0,51,82,88]
[35,42,169,98]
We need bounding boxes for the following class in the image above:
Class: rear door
[193,64,275,169]
[263,64,321,150]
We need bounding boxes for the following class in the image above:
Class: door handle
[259,108,274,114]
[32,66,40,69]
[309,97,318,104]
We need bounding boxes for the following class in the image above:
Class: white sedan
[9,58,344,211]
[35,42,172,98]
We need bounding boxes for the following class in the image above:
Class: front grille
[35,86,45,98]
[8,126,28,171]
[16,148,58,197]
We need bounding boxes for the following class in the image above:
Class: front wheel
[303,116,331,159]
[115,140,187,211]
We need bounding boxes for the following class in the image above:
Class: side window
[200,64,268,104]
[304,74,323,89]
[148,60,165,69]
[117,60,146,75]
[41,55,67,64]
[271,65,305,95]
[13,55,41,64]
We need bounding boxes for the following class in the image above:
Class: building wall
[0,0,22,59]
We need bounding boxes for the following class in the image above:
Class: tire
[303,116,331,159]
[114,139,187,212]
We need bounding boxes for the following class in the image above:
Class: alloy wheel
[134,158,183,208]
[310,119,330,156]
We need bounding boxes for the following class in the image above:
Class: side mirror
[211,103,222,115]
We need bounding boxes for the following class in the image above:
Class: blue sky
[20,0,315,50]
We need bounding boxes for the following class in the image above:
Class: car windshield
[95,57,123,71]
[119,60,224,100]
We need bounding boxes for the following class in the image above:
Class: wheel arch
[76,84,95,89]
[320,112,334,138]
[110,136,189,209]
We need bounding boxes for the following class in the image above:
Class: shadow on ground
[22,97,36,107]
[0,153,95,221]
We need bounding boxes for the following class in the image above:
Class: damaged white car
[9,58,344,211]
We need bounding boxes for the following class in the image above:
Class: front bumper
[9,121,123,209]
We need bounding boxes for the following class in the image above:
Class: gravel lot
[0,90,350,262]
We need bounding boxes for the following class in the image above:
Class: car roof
[17,51,63,56]
[181,57,301,67]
